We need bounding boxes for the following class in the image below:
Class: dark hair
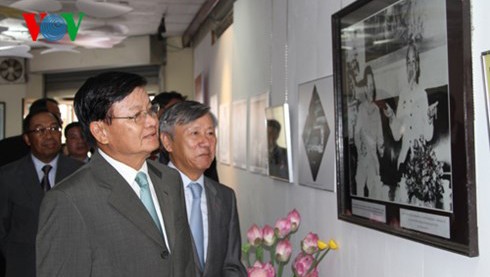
[151,91,187,109]
[159,100,217,139]
[267,119,281,133]
[74,71,147,147]
[23,109,61,134]
[406,40,420,84]
[29,98,59,113]
[361,65,377,100]
[64,122,81,137]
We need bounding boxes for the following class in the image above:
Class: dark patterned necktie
[41,165,52,192]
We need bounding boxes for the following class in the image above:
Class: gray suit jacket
[199,177,246,277]
[0,154,83,277]
[36,152,195,277]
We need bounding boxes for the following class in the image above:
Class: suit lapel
[148,162,175,251]
[54,155,76,183]
[90,152,166,248]
[203,178,223,272]
[19,155,45,207]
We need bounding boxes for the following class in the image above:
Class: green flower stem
[277,263,284,277]
[270,248,275,267]
[306,248,331,275]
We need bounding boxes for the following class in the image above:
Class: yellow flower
[317,240,328,250]
[328,239,338,250]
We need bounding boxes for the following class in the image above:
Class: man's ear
[160,133,173,153]
[23,133,31,146]
[90,121,109,145]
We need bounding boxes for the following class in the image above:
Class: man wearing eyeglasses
[0,109,83,277]
[36,71,195,277]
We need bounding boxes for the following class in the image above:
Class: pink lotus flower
[247,261,275,277]
[287,209,301,232]
[274,217,292,239]
[301,232,319,254]
[292,252,315,277]
[275,239,292,263]
[247,224,263,247]
[262,225,276,247]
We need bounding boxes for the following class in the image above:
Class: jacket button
[161,250,169,259]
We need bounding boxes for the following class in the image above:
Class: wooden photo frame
[332,0,477,256]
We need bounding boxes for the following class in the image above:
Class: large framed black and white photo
[332,0,477,256]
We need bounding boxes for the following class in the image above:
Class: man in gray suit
[36,72,195,277]
[0,109,83,277]
[160,101,246,277]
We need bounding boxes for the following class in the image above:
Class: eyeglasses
[107,104,159,124]
[27,126,61,136]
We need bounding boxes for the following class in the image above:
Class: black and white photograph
[265,104,293,182]
[342,0,452,211]
[248,92,269,174]
[298,76,335,191]
[333,0,477,256]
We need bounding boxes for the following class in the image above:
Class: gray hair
[159,100,217,138]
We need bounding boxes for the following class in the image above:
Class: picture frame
[481,51,490,137]
[0,102,5,140]
[231,99,248,169]
[298,76,335,191]
[332,0,477,256]
[218,103,231,165]
[248,92,269,174]
[265,103,293,183]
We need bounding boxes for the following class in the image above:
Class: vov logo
[23,12,85,42]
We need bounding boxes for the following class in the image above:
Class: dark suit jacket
[36,152,195,277]
[0,154,83,277]
[198,177,246,277]
[0,135,29,167]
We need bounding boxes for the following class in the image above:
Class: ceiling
[0,0,219,57]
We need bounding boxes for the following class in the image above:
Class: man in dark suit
[160,100,246,277]
[36,72,195,277]
[152,91,220,182]
[0,109,83,277]
[0,98,62,167]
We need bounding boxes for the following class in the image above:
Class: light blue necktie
[189,182,205,270]
[135,172,162,234]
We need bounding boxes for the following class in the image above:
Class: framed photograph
[0,102,5,140]
[482,51,490,137]
[265,104,293,183]
[231,99,247,169]
[298,76,335,191]
[332,0,477,256]
[218,103,231,165]
[248,92,269,174]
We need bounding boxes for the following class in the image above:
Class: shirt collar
[31,153,59,174]
[168,161,204,188]
[98,149,148,185]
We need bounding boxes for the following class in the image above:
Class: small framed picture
[265,104,293,183]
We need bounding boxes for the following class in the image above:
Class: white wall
[193,0,490,276]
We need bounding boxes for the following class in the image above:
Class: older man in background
[160,100,246,277]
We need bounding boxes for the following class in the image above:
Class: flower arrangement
[404,137,445,208]
[242,209,337,277]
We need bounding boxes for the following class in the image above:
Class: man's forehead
[30,112,58,124]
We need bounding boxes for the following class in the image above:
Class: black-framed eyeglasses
[107,104,159,125]
[27,126,61,136]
